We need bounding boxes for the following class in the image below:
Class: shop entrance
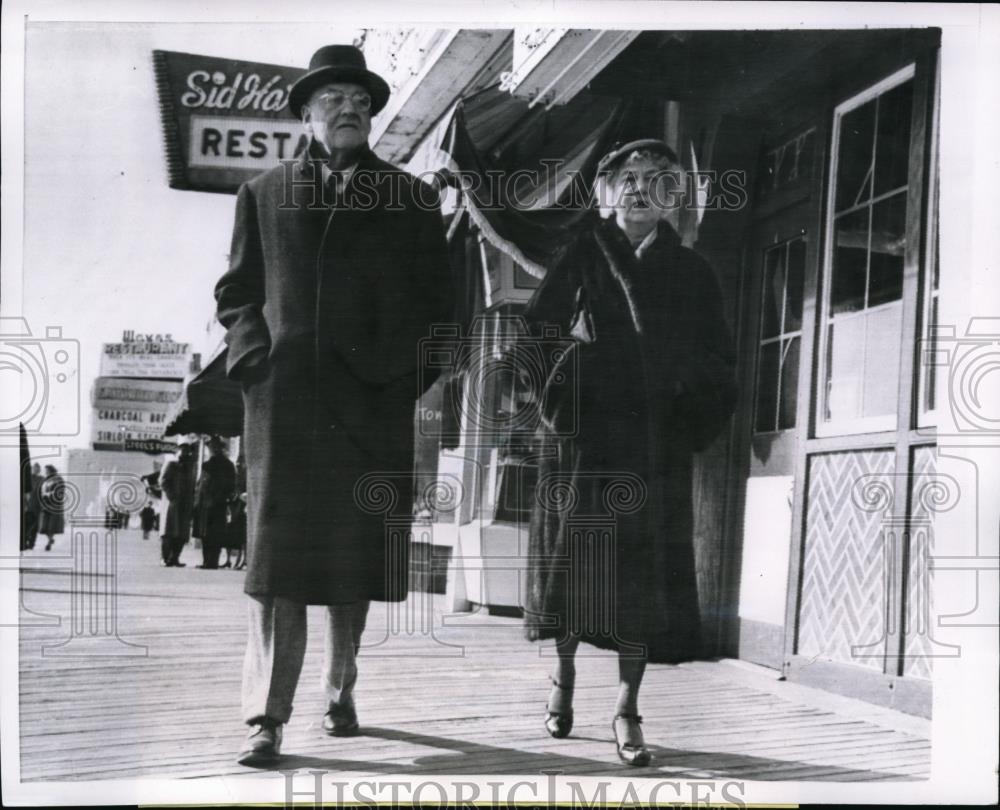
[734,96,823,669]
[732,41,940,716]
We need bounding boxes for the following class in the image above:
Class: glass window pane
[778,336,800,430]
[825,318,866,423]
[835,99,876,211]
[755,340,779,433]
[761,246,784,339]
[831,208,869,315]
[785,238,805,332]
[874,79,914,197]
[495,461,537,521]
[868,192,907,307]
[862,303,903,418]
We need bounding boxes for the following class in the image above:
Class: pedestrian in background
[39,464,66,552]
[161,437,198,567]
[23,463,43,550]
[140,501,157,540]
[194,436,237,569]
[142,461,165,537]
[223,455,247,569]
[224,491,248,570]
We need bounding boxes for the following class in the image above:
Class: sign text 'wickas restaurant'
[153,50,307,193]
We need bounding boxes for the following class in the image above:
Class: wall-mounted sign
[92,377,184,412]
[99,331,191,379]
[153,49,307,193]
[91,408,174,452]
[125,438,179,454]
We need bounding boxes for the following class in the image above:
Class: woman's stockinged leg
[552,634,580,694]
[544,634,580,737]
[615,651,646,717]
[612,650,651,763]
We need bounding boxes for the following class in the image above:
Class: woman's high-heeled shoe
[612,714,651,766]
[544,679,574,738]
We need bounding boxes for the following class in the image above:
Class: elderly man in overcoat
[215,44,453,766]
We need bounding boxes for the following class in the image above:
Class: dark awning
[163,349,242,438]
[437,87,627,278]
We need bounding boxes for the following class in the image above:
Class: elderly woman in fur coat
[522,139,738,766]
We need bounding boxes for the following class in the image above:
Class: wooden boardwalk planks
[17,530,931,782]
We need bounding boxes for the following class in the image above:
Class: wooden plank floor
[17,529,931,782]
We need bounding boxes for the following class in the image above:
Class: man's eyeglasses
[310,90,373,112]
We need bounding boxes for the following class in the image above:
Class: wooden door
[734,114,824,669]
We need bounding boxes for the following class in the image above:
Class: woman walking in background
[222,453,248,570]
[522,140,738,766]
[225,491,248,570]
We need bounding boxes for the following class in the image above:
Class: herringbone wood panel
[798,450,894,669]
[903,446,936,679]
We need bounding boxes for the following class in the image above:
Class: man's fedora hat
[597,138,679,176]
[289,44,391,119]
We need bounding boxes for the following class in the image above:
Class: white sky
[21,23,361,448]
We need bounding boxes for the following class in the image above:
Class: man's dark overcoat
[161,456,196,543]
[194,453,237,541]
[38,474,66,537]
[215,144,452,605]
[522,216,738,663]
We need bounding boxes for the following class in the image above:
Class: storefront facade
[377,28,943,716]
[695,30,942,717]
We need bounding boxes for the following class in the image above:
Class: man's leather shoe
[237,719,283,766]
[322,701,360,737]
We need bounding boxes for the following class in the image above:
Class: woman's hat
[596,138,679,176]
[288,44,391,119]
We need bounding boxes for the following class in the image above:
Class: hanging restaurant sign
[152,49,308,193]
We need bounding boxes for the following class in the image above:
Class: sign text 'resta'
[189,116,308,171]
